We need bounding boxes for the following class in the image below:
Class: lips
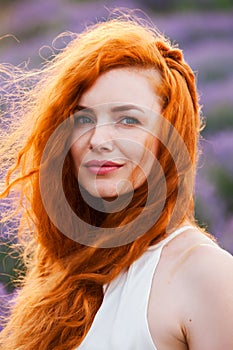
[84,160,123,175]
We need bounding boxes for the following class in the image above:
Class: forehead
[79,68,162,113]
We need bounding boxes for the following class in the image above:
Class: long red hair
[0,14,202,349]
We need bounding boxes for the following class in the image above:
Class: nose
[89,124,114,152]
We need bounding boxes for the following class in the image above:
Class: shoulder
[149,227,233,349]
[172,230,233,349]
[177,239,233,317]
[162,225,232,272]
[173,230,233,291]
[172,229,233,277]
[162,226,233,308]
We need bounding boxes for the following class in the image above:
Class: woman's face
[71,68,161,199]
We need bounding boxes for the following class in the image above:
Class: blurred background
[0,0,233,299]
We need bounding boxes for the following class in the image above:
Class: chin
[80,183,135,207]
[81,180,131,199]
[88,188,120,200]
[79,183,116,198]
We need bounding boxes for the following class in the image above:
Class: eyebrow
[110,104,145,113]
[75,105,93,113]
[76,104,145,113]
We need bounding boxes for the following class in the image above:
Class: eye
[119,117,140,126]
[74,115,95,126]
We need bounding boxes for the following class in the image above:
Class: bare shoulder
[148,227,233,350]
[172,228,233,291]
[171,228,233,278]
[170,228,233,350]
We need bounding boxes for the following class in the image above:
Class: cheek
[70,128,91,160]
[120,133,158,164]
[132,136,159,180]
[117,143,144,169]
[70,130,90,162]
[70,144,79,163]
[70,142,84,177]
[150,137,159,157]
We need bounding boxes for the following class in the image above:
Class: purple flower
[0,283,14,330]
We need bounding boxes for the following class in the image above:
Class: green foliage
[140,0,233,12]
[211,168,233,214]
[203,105,233,134]
[0,0,18,5]
[68,0,102,3]
[0,241,25,293]
[176,0,233,11]
[194,196,211,229]
[66,0,233,10]
[199,66,230,83]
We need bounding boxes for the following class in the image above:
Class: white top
[77,225,194,350]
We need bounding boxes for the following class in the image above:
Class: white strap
[147,225,194,251]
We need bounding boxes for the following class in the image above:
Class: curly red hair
[0,13,202,349]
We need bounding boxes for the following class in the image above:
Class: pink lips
[84,160,123,175]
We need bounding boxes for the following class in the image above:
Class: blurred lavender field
[0,282,16,331]
[0,0,233,299]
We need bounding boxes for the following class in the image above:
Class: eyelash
[74,115,141,127]
[74,116,94,125]
[119,117,140,126]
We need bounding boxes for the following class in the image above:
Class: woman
[0,13,233,350]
